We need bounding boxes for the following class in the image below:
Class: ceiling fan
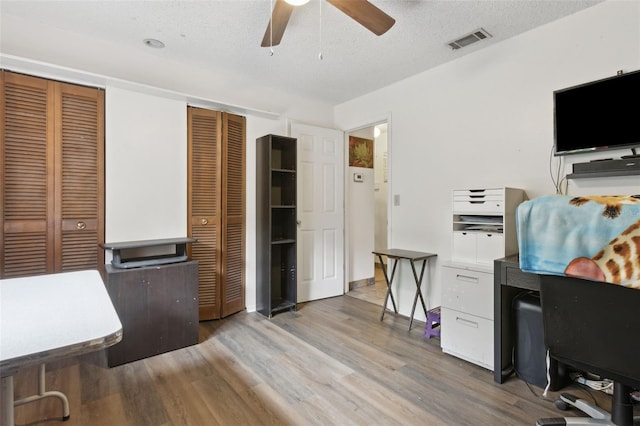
[261,0,396,47]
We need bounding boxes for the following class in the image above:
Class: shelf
[270,298,296,314]
[257,134,297,319]
[454,229,504,234]
[270,136,296,170]
[454,221,504,226]
[567,169,640,179]
[272,239,296,245]
[453,213,504,234]
[100,237,197,269]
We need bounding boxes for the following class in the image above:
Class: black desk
[372,249,437,330]
[494,256,571,391]
[493,255,541,384]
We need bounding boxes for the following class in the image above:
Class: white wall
[334,0,640,321]
[348,167,375,283]
[374,127,388,255]
[346,127,375,283]
[105,87,187,243]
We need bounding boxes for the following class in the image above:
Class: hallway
[346,264,386,306]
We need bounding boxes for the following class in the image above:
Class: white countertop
[0,270,122,373]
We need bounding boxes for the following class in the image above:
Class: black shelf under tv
[568,158,640,179]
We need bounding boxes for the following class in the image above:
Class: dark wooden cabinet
[101,260,199,367]
[256,134,297,317]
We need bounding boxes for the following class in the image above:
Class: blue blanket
[517,195,640,288]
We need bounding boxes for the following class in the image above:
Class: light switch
[394,194,400,206]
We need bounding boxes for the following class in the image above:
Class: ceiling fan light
[284,0,310,6]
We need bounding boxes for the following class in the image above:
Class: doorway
[345,122,388,306]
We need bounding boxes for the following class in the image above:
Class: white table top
[0,270,122,374]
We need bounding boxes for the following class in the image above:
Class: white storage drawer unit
[451,188,524,264]
[441,307,494,370]
[453,189,504,215]
[442,187,524,371]
[452,231,504,265]
[441,263,494,370]
[441,264,493,319]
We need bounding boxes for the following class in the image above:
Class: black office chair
[536,275,640,426]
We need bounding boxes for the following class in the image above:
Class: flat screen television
[554,69,640,156]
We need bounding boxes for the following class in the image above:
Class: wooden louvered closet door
[188,107,245,320]
[55,82,105,272]
[1,71,104,279]
[220,113,246,318]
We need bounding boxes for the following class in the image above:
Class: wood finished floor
[11,295,616,426]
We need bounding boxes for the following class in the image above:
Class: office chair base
[557,393,611,420]
[537,419,632,425]
[536,392,640,426]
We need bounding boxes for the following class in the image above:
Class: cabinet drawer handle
[76,221,86,230]
[200,218,208,225]
[456,317,479,328]
[456,274,479,284]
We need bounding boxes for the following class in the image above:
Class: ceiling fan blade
[327,0,395,36]
[261,0,295,47]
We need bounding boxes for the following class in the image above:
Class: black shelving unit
[256,134,297,317]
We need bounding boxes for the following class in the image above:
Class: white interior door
[290,122,344,302]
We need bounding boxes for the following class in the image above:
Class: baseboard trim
[349,277,375,291]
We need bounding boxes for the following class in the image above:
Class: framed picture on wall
[349,136,374,168]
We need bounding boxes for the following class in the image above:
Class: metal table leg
[409,258,429,330]
[12,364,70,422]
[377,254,398,321]
[1,375,15,426]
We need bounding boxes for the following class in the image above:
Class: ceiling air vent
[447,28,492,50]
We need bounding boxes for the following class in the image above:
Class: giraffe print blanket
[517,195,640,289]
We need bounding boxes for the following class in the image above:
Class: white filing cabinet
[442,187,524,370]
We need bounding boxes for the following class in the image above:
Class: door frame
[343,114,392,295]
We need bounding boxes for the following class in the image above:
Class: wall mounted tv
[554,69,640,156]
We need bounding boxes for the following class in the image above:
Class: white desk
[0,270,122,426]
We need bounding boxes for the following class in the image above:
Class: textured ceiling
[0,0,603,111]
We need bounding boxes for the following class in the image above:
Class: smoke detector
[447,28,492,50]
